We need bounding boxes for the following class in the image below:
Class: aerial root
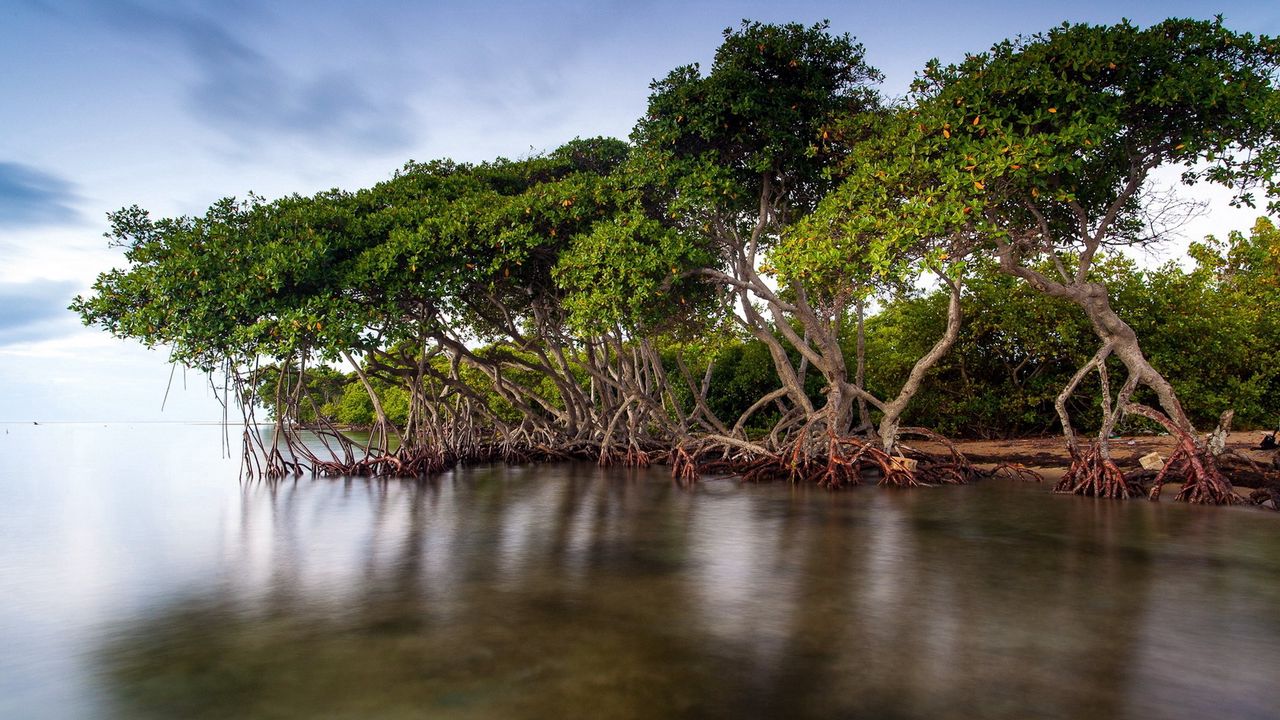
[896,427,981,486]
[248,442,510,481]
[986,462,1044,483]
[669,445,701,485]
[827,435,914,488]
[597,447,620,467]
[1055,443,1139,499]
[624,445,651,468]
[245,427,976,491]
[677,430,974,489]
[310,447,454,478]
[598,444,653,468]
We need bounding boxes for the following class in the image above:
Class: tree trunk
[875,276,963,453]
[994,249,1195,440]
[343,350,402,454]
[854,297,871,432]
[995,248,1239,502]
[1071,282,1195,436]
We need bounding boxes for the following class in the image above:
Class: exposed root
[684,430,973,489]
[669,444,701,486]
[1217,450,1280,493]
[820,433,907,488]
[597,447,621,467]
[897,427,981,486]
[241,420,977,494]
[623,445,651,468]
[306,446,455,478]
[875,453,924,489]
[1125,403,1242,505]
[987,462,1044,483]
[1055,443,1140,499]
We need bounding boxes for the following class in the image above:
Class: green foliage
[702,339,784,434]
[252,364,350,425]
[863,260,1098,436]
[1147,217,1280,427]
[815,18,1280,274]
[329,381,375,427]
[631,20,882,285]
[635,20,880,203]
[778,110,948,299]
[73,137,636,363]
[554,210,718,334]
[318,376,411,428]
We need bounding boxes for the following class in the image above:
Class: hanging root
[1124,403,1242,505]
[1055,443,1140,499]
[897,427,979,486]
[722,429,974,489]
[624,445,651,468]
[819,433,910,488]
[669,444,701,486]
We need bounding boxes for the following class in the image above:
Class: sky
[1,0,1276,422]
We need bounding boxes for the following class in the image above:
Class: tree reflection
[94,470,1280,720]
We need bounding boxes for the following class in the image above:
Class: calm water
[1,423,1278,719]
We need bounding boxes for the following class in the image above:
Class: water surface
[1,423,1277,719]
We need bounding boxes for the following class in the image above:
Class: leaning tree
[828,17,1280,501]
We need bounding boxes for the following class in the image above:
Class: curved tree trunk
[854,297,872,433]
[874,275,963,453]
[994,249,1195,438]
[343,350,402,455]
[1071,282,1193,433]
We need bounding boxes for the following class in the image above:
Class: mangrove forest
[73,18,1280,504]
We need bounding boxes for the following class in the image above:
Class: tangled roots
[1055,443,1140,499]
[987,462,1044,483]
[1124,404,1242,505]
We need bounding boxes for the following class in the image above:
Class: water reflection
[78,463,1280,719]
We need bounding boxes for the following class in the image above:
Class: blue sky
[1,0,1276,422]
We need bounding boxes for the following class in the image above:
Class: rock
[891,456,918,472]
[1263,499,1278,511]
[1139,451,1165,471]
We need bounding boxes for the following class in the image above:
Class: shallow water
[1,423,1278,719]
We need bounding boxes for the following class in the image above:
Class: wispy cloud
[0,279,82,347]
[0,162,80,228]
[97,1,417,153]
